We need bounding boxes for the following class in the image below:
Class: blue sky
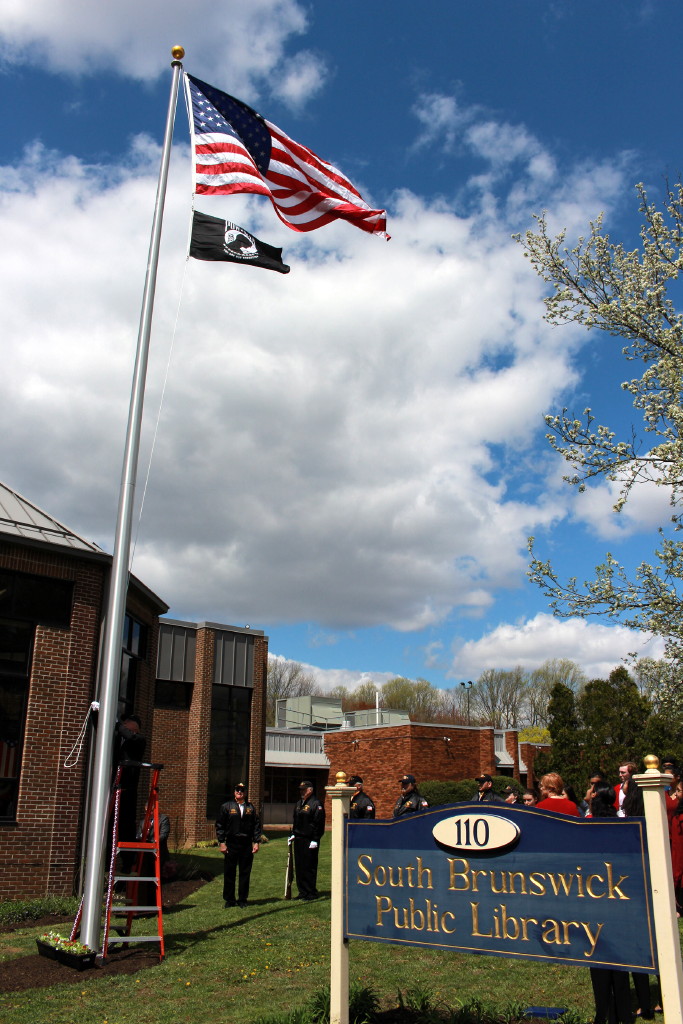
[0,1,679,690]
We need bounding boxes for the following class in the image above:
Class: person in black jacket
[216,783,261,908]
[90,705,146,871]
[587,783,635,1024]
[113,716,146,869]
[474,773,505,804]
[393,774,429,816]
[290,780,325,900]
[348,776,375,819]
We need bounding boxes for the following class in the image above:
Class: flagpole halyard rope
[130,252,190,571]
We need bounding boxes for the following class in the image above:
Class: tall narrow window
[0,619,34,821]
[207,685,252,818]
[119,613,148,715]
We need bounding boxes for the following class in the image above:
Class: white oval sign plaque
[432,813,520,853]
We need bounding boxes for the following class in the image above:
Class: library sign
[345,804,657,972]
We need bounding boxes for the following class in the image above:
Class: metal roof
[0,481,105,555]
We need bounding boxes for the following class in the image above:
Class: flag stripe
[266,123,365,201]
[185,74,388,237]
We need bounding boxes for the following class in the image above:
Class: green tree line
[267,656,683,749]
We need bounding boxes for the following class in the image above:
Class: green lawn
[0,835,661,1024]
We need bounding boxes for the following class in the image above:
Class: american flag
[185,74,388,238]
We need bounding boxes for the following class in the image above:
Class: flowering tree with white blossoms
[518,182,683,660]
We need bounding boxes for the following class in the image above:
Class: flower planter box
[36,939,59,960]
[55,948,98,971]
[37,937,97,970]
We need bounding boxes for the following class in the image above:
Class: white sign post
[326,771,355,1024]
[635,754,683,1024]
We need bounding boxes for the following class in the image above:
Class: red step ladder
[102,761,165,960]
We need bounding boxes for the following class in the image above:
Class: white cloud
[411,93,473,153]
[450,613,666,680]
[569,474,676,541]
[273,50,329,110]
[0,0,318,102]
[465,120,545,168]
[268,655,393,694]
[0,96,634,636]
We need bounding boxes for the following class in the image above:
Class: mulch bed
[0,877,207,993]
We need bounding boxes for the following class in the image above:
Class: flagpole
[80,46,185,953]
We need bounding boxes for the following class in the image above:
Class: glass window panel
[0,619,33,676]
[206,685,252,819]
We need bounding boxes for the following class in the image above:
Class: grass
[0,834,664,1024]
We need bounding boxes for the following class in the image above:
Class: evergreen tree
[534,682,582,790]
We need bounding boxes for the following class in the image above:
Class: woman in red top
[536,772,579,816]
[670,780,683,916]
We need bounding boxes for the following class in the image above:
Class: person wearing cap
[290,780,325,900]
[348,776,375,819]
[474,773,505,804]
[216,782,261,908]
[393,774,429,816]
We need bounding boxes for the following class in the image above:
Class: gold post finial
[644,754,660,771]
[335,771,347,786]
[171,46,185,61]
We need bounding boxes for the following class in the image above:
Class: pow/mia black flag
[189,210,290,274]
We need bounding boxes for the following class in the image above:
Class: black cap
[348,775,363,786]
[299,779,314,790]
[400,774,416,784]
[475,773,493,784]
[234,782,246,791]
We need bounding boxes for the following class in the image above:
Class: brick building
[0,483,267,899]
[322,722,541,817]
[264,705,546,823]
[152,619,268,846]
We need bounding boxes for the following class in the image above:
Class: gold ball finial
[171,46,185,61]
[335,770,348,786]
[644,754,660,771]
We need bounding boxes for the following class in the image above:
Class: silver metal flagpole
[80,45,185,952]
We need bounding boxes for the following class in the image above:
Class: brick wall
[505,730,520,781]
[0,541,165,899]
[322,723,502,818]
[0,545,106,899]
[183,625,215,845]
[248,636,268,812]
[151,627,269,848]
[519,742,548,790]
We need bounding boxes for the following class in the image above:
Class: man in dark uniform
[290,779,325,900]
[348,776,375,818]
[113,715,146,870]
[216,782,261,908]
[393,774,429,816]
[474,773,505,804]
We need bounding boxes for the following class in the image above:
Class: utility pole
[460,680,473,725]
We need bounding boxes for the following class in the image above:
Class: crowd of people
[213,761,679,1023]
[215,760,683,910]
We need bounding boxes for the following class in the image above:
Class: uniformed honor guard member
[216,782,261,908]
[348,775,375,818]
[289,779,325,900]
[393,773,429,816]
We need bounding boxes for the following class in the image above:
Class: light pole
[460,680,473,725]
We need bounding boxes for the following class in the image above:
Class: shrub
[421,777,524,806]
[0,894,79,926]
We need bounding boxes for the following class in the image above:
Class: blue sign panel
[345,804,657,972]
